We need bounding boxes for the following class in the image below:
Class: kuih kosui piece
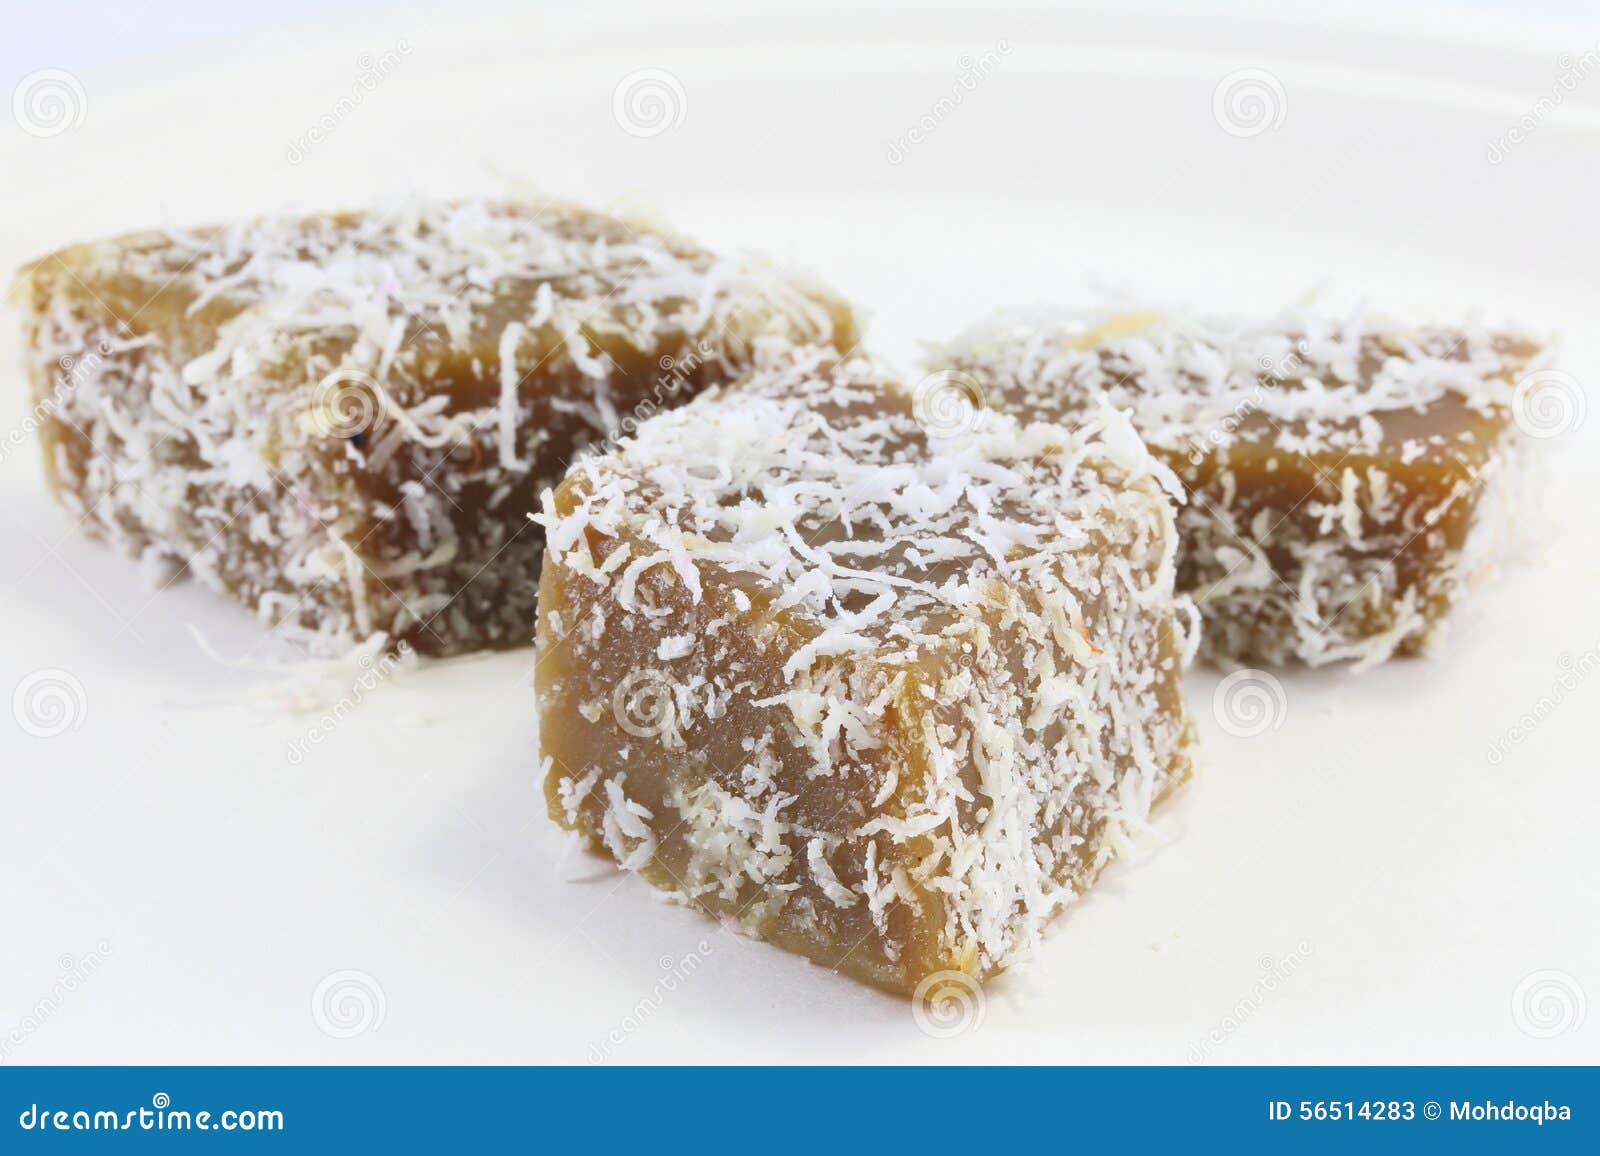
[12,198,856,655]
[535,350,1197,994]
[930,309,1549,667]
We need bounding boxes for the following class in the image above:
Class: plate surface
[2,0,1597,1063]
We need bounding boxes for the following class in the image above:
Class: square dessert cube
[12,199,856,655]
[535,350,1197,994]
[931,309,1548,666]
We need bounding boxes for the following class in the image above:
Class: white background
[2,0,1597,1063]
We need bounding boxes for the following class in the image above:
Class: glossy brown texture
[536,360,1195,993]
[14,202,857,654]
[938,319,1542,665]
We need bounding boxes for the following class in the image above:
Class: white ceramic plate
[3,0,1597,1063]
